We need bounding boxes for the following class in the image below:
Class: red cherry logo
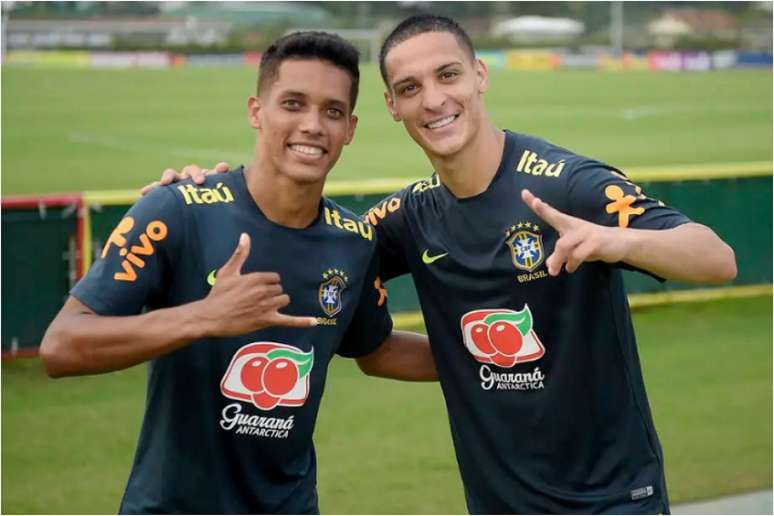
[491,353,518,368]
[262,358,299,397]
[251,391,280,410]
[488,322,523,356]
[471,322,497,355]
[240,356,269,393]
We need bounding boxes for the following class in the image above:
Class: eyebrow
[279,90,307,99]
[279,90,349,110]
[391,61,464,91]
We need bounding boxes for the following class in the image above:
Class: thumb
[219,233,250,277]
[140,181,160,196]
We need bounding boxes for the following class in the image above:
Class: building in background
[2,1,771,63]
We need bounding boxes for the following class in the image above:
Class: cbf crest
[505,222,544,272]
[319,269,349,318]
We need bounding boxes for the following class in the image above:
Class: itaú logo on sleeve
[461,306,545,368]
[221,343,313,411]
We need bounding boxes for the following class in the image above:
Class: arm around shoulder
[356,330,437,382]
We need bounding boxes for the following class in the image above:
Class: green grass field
[2,65,772,512]
[2,296,771,514]
[2,66,771,194]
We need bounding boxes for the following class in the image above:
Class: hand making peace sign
[521,189,631,276]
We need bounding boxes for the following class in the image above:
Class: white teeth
[427,115,457,129]
[289,144,323,156]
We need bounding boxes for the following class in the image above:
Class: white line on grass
[68,132,246,162]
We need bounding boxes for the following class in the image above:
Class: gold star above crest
[323,268,348,282]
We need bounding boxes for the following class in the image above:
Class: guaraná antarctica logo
[220,343,314,438]
[461,305,547,391]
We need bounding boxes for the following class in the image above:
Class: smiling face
[383,31,489,160]
[249,58,358,185]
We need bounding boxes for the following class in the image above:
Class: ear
[475,58,489,94]
[384,91,401,122]
[247,96,262,130]
[344,114,358,145]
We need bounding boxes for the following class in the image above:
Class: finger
[212,162,231,174]
[545,250,565,277]
[219,233,251,277]
[141,181,160,196]
[182,164,207,184]
[190,165,208,184]
[257,283,284,298]
[546,233,578,276]
[180,164,199,180]
[566,240,596,274]
[521,189,571,233]
[243,271,282,285]
[267,312,319,328]
[260,293,291,311]
[160,169,177,186]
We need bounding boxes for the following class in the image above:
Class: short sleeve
[71,186,183,315]
[336,249,394,358]
[363,191,410,282]
[566,160,692,279]
[566,160,691,230]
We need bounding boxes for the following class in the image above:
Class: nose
[421,82,446,112]
[299,109,324,136]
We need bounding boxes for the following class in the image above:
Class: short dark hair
[258,31,360,111]
[379,15,475,86]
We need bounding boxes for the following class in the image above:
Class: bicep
[45,296,95,338]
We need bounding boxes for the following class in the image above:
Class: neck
[245,153,324,229]
[427,122,505,199]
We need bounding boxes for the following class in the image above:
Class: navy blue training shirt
[72,168,392,514]
[365,130,690,514]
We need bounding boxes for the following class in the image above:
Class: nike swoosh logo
[422,249,448,265]
[207,269,217,286]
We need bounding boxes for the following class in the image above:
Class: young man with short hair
[158,15,736,514]
[41,32,435,514]
[369,15,735,514]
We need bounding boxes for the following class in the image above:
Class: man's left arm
[616,222,735,283]
[356,330,437,381]
[337,247,437,381]
[522,162,736,284]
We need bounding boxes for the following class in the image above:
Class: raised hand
[521,189,629,276]
[141,162,232,196]
[199,233,317,335]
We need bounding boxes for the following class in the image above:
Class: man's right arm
[41,232,317,378]
[41,296,209,377]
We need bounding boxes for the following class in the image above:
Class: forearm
[356,330,438,381]
[621,223,737,283]
[40,298,210,377]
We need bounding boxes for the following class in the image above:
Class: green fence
[2,197,82,353]
[2,170,771,354]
